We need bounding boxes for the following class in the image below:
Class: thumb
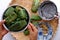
[0,20,5,31]
[1,20,5,24]
[0,20,5,26]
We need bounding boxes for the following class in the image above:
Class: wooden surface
[9,0,58,40]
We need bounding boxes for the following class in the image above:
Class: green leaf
[31,14,42,21]
[15,6,21,13]
[31,21,39,26]
[31,0,40,13]
[4,7,14,16]
[5,12,17,23]
[24,29,30,35]
[9,20,27,31]
[18,9,27,19]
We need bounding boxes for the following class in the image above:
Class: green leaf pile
[3,6,29,32]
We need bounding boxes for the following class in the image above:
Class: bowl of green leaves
[2,5,30,32]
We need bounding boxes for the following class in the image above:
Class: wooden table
[9,0,58,40]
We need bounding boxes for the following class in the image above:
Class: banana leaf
[31,0,40,13]
[9,20,27,31]
[4,7,14,16]
[18,9,27,19]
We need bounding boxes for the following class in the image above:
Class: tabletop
[0,0,60,40]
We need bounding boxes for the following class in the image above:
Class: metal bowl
[38,1,58,20]
[2,4,30,32]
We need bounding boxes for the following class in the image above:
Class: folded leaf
[5,12,17,23]
[15,6,21,13]
[31,14,42,21]
[31,0,40,13]
[9,20,27,31]
[18,9,27,19]
[4,7,14,16]
[24,29,30,35]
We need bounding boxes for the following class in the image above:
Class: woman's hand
[0,20,8,40]
[28,23,38,40]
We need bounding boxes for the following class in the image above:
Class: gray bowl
[38,1,58,20]
[2,4,30,32]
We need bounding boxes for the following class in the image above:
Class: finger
[1,29,8,36]
[29,23,37,31]
[0,20,5,30]
[1,20,5,24]
[27,25,33,33]
[0,20,5,26]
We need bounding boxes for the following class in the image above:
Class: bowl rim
[2,4,30,32]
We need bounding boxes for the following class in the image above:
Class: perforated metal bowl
[38,1,58,20]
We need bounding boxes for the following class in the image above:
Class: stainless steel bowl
[2,4,30,32]
[38,1,58,20]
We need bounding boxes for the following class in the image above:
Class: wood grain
[9,0,58,40]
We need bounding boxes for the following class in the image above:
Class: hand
[0,20,8,40]
[28,23,38,40]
